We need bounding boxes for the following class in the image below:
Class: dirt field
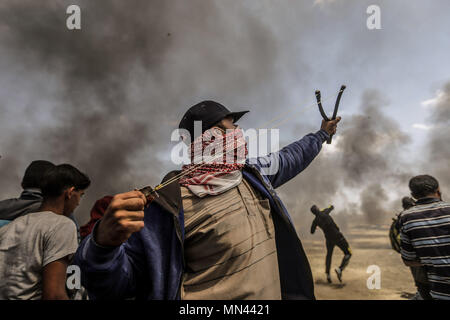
[302,223,417,300]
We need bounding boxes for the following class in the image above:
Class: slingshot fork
[315,85,346,144]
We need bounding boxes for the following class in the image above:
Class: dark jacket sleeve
[310,218,318,234]
[73,222,145,299]
[322,205,334,215]
[248,130,329,189]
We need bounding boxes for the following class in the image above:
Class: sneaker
[335,268,342,282]
[326,273,332,283]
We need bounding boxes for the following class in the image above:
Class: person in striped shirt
[398,175,450,300]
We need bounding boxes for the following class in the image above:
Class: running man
[310,205,352,283]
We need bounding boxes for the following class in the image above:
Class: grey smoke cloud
[0,0,174,221]
[424,82,450,196]
[338,90,411,186]
[359,183,389,225]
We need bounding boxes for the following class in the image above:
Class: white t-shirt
[0,211,78,300]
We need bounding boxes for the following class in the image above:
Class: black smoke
[0,0,280,223]
[278,89,412,233]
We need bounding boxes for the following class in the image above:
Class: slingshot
[315,85,346,144]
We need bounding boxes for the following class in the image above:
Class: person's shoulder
[436,201,450,214]
[400,201,449,220]
[398,207,419,221]
[161,170,182,183]
[149,170,183,213]
[437,201,450,208]
[26,211,75,230]
[26,210,61,218]
[0,197,17,205]
[1,212,75,240]
[41,214,78,243]
[43,212,75,226]
[410,201,450,212]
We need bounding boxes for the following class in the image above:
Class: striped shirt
[399,198,450,300]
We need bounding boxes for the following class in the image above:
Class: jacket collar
[415,197,442,205]
[155,166,265,216]
[20,188,43,200]
[151,171,182,216]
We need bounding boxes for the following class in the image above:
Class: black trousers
[325,237,351,274]
[410,266,432,300]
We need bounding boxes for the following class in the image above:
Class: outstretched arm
[248,130,328,189]
[247,118,341,189]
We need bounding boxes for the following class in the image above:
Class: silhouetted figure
[310,205,351,283]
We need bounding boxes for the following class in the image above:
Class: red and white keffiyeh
[180,126,248,197]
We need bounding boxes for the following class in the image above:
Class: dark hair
[21,160,55,189]
[409,175,439,199]
[402,197,415,210]
[310,205,319,215]
[41,164,90,199]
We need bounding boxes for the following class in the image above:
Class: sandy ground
[302,223,417,300]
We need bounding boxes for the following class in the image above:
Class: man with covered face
[74,100,341,300]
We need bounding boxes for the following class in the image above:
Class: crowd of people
[0,162,89,299]
[0,100,449,300]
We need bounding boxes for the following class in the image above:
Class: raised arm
[248,130,327,189]
[310,218,318,234]
[248,118,340,189]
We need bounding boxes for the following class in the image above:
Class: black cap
[179,100,249,142]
